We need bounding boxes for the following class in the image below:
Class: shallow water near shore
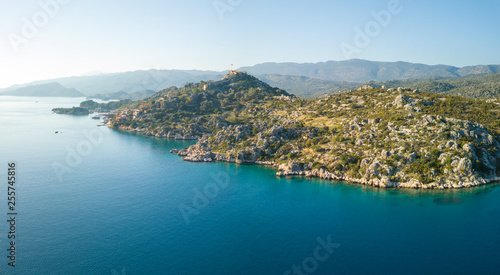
[1,96,500,274]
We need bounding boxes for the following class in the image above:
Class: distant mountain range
[1,59,500,98]
[1,82,85,97]
[1,70,224,97]
[257,74,356,98]
[241,59,500,83]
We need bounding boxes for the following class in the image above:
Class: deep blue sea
[0,96,499,274]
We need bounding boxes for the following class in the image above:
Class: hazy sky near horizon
[1,0,499,88]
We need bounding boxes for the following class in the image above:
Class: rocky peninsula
[109,71,500,189]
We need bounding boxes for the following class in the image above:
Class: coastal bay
[1,96,499,274]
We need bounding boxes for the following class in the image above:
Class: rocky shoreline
[169,144,500,190]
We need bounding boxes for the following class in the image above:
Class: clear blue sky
[1,0,499,88]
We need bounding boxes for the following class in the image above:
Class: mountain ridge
[2,82,84,97]
[0,69,225,97]
[240,59,500,82]
[3,59,500,98]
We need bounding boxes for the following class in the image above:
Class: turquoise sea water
[0,96,499,274]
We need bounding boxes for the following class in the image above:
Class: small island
[52,99,132,116]
[52,107,90,115]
